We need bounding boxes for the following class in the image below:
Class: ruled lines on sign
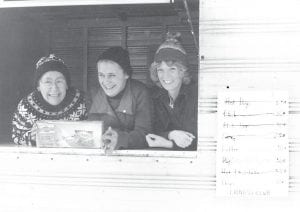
[216,91,289,197]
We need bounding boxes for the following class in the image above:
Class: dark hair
[97,46,132,77]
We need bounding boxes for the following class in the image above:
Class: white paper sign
[35,120,103,148]
[217,91,289,197]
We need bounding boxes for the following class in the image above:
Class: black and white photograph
[1,0,300,212]
[0,0,201,211]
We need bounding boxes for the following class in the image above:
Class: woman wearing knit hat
[12,54,88,146]
[88,46,152,152]
[146,32,197,151]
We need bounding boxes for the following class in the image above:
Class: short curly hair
[149,60,191,87]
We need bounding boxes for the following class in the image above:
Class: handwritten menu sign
[217,91,289,197]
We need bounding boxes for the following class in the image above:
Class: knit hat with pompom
[35,54,70,87]
[154,32,188,67]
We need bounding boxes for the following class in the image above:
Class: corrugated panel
[200,0,300,196]
[199,72,300,101]
[200,0,300,22]
[200,28,300,60]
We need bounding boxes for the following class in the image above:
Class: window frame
[0,1,200,158]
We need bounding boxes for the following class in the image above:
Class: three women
[12,32,197,151]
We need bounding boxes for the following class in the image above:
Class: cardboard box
[35,120,102,148]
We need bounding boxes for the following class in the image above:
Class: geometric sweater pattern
[12,88,87,146]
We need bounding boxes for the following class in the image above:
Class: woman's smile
[38,71,67,105]
[102,83,116,90]
[162,80,173,84]
[48,93,61,97]
[97,61,129,97]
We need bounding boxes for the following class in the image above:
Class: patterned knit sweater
[12,88,87,146]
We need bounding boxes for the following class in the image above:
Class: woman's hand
[168,130,195,148]
[146,134,173,148]
[102,127,118,154]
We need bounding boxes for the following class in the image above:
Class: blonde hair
[149,60,191,87]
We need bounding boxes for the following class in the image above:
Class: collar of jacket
[89,80,134,116]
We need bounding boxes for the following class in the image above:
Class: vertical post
[83,27,88,92]
[183,0,198,51]
[121,23,127,49]
[162,22,168,41]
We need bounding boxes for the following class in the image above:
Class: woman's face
[38,71,67,106]
[97,61,129,97]
[157,61,184,92]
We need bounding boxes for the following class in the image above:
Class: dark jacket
[88,79,151,150]
[151,82,198,151]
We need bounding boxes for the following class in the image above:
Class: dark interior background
[0,0,199,145]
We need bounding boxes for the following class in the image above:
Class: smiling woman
[147,32,197,150]
[0,1,199,147]
[35,55,70,105]
[88,47,152,151]
[11,54,88,146]
[39,71,68,106]
[0,2,203,211]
